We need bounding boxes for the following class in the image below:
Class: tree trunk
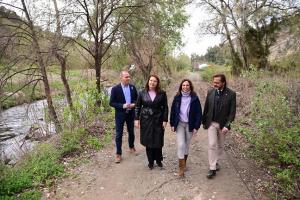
[238,36,249,70]
[52,0,73,110]
[21,0,61,131]
[55,53,73,109]
[220,1,243,74]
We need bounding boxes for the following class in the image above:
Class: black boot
[207,170,216,179]
[148,162,154,170]
[156,161,163,168]
[216,163,220,171]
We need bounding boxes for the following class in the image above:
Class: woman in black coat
[135,75,168,169]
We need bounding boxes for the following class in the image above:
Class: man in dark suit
[202,74,236,179]
[109,71,138,163]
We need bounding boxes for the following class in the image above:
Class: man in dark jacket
[202,74,236,179]
[109,71,138,163]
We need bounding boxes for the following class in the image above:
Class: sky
[179,2,221,56]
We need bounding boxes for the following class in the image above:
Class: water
[0,100,55,163]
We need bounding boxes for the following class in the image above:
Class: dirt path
[44,72,254,200]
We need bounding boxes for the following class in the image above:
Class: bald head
[120,71,131,86]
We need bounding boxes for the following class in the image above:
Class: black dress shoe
[148,163,154,170]
[207,170,216,179]
[216,163,220,171]
[156,161,163,168]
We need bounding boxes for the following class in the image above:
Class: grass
[0,143,64,199]
[1,65,94,109]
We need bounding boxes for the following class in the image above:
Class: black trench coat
[135,89,168,148]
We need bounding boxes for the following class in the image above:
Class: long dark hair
[176,79,195,96]
[213,73,227,88]
[145,75,161,92]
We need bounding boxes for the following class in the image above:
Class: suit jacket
[109,83,138,114]
[202,87,236,129]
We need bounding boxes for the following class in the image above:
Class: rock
[25,124,49,141]
[0,132,16,142]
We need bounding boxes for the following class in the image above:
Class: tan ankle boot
[184,155,188,171]
[178,159,185,177]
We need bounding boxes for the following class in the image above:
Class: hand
[123,103,129,109]
[221,127,229,135]
[129,103,135,109]
[192,129,198,135]
[134,120,140,128]
[171,127,175,132]
[163,122,167,128]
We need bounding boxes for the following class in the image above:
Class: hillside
[269,14,300,68]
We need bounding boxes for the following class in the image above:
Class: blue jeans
[115,111,135,155]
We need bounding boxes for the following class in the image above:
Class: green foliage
[237,80,300,198]
[204,46,225,65]
[0,143,63,199]
[23,144,64,185]
[245,17,280,69]
[63,80,111,128]
[167,54,191,72]
[199,65,232,82]
[270,52,300,72]
[18,190,41,200]
[86,135,102,150]
[104,46,130,70]
[59,128,85,157]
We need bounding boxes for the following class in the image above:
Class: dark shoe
[207,170,216,179]
[129,147,139,155]
[148,163,154,170]
[156,161,163,168]
[216,163,220,171]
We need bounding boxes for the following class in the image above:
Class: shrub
[199,65,231,82]
[86,135,102,150]
[237,80,300,199]
[59,128,85,157]
[0,143,63,199]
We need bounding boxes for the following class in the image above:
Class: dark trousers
[115,111,135,155]
[146,147,163,164]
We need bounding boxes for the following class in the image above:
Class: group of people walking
[109,71,236,179]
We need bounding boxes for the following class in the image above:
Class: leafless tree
[67,0,145,95]
[0,1,61,130]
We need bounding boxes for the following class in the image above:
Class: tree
[205,46,225,64]
[198,0,300,73]
[67,0,144,94]
[51,0,74,110]
[198,0,243,74]
[121,0,188,81]
[0,1,61,130]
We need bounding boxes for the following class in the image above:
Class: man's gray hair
[120,71,129,77]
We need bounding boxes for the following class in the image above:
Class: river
[0,100,55,164]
